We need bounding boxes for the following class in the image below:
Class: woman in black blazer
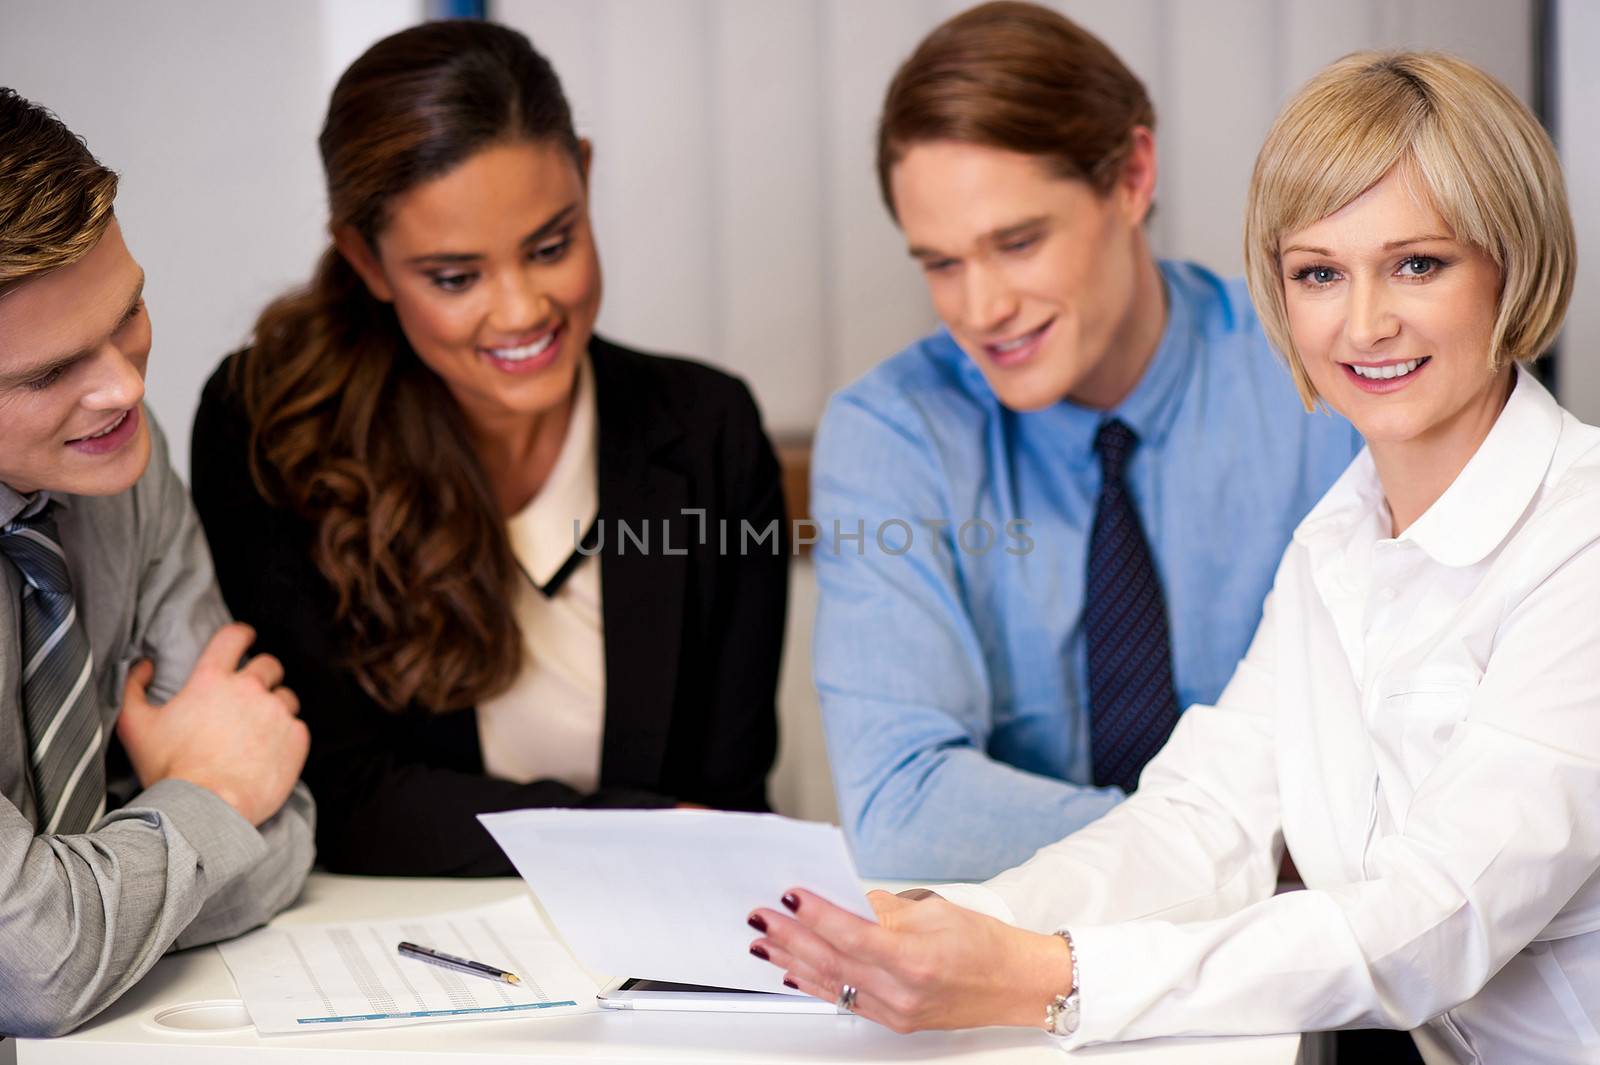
[189,22,784,876]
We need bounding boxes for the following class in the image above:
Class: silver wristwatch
[1044,930,1080,1036]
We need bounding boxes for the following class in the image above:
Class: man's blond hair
[0,88,118,295]
[1244,52,1575,409]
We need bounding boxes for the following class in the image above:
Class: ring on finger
[836,983,858,1012]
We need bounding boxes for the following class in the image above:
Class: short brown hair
[1245,51,1575,408]
[0,88,118,294]
[875,1,1154,217]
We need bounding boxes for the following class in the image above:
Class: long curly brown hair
[235,21,582,713]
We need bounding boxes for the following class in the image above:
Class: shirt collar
[1295,364,1561,568]
[963,260,1199,465]
[1103,260,1197,450]
[506,351,600,587]
[0,484,63,528]
[1403,364,1561,566]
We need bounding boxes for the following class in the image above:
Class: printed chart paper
[479,808,874,994]
[218,896,600,1033]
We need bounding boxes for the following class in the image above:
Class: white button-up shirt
[942,367,1600,1063]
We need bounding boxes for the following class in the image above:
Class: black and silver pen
[397,941,522,985]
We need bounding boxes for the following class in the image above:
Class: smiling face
[1281,167,1507,459]
[0,219,152,497]
[340,138,603,438]
[889,138,1158,412]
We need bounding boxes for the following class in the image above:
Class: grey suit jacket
[0,414,315,1038]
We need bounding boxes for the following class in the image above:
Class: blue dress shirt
[811,260,1364,879]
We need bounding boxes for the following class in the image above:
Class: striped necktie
[1085,419,1180,793]
[1,503,105,834]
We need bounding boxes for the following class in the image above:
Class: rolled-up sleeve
[812,390,1120,879]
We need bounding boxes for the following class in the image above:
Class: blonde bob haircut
[1244,51,1575,409]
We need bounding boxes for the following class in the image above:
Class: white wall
[0,1,422,474]
[1557,0,1600,424]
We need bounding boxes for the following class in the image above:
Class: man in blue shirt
[812,1,1362,878]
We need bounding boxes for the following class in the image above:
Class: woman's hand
[746,887,1074,1034]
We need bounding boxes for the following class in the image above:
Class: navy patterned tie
[1085,419,1180,793]
[1,503,105,833]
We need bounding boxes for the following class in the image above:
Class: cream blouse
[476,355,605,792]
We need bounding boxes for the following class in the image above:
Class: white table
[16,874,1300,1064]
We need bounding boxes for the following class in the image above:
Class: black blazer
[191,336,787,876]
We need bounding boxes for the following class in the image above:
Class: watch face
[1048,993,1080,1036]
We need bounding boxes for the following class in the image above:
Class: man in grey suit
[0,89,315,1038]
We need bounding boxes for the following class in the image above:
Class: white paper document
[218,896,600,1033]
[478,809,874,994]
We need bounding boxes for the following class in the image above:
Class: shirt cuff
[927,882,1019,925]
[1046,921,1149,1049]
[107,778,268,891]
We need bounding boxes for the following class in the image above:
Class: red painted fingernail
[747,913,767,932]
[783,977,798,990]
[750,944,770,961]
[781,893,800,912]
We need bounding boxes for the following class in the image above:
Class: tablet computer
[596,977,844,1014]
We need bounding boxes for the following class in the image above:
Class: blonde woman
[749,51,1597,1064]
